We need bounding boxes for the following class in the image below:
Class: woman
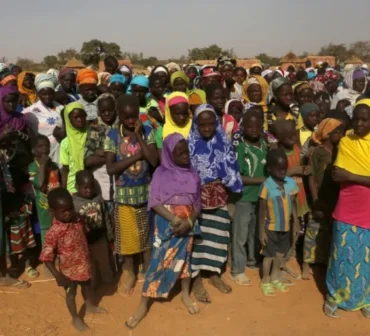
[243,77,268,112]
[0,86,28,135]
[109,74,126,99]
[230,67,247,100]
[58,68,79,102]
[325,99,370,318]
[126,133,201,329]
[23,74,64,163]
[294,82,314,107]
[154,92,192,152]
[189,104,243,302]
[119,65,133,84]
[171,71,189,94]
[331,68,367,109]
[17,71,37,107]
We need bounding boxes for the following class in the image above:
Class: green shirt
[237,138,267,202]
[154,126,164,149]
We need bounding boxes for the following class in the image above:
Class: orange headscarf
[17,71,37,104]
[312,118,343,144]
[242,75,268,112]
[77,68,98,85]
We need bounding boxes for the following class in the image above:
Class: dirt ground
[0,261,368,336]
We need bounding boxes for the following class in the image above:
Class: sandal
[271,280,289,293]
[361,307,370,318]
[228,273,252,287]
[25,267,40,279]
[193,287,211,303]
[279,275,295,287]
[0,278,30,288]
[209,278,232,294]
[324,301,340,319]
[125,315,145,330]
[260,282,276,297]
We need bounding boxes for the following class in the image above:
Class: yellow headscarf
[17,71,37,105]
[170,71,189,88]
[189,89,206,106]
[64,102,87,172]
[242,76,268,112]
[163,92,192,139]
[335,99,370,176]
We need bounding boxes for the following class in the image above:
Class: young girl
[28,135,60,246]
[60,102,87,193]
[126,133,201,329]
[188,104,243,302]
[302,118,344,279]
[40,188,105,332]
[105,94,158,296]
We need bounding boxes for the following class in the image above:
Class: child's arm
[105,151,142,176]
[37,154,50,189]
[84,152,106,169]
[44,261,70,287]
[242,176,266,186]
[61,165,69,189]
[102,199,114,242]
[258,198,268,247]
[134,120,158,168]
[333,167,370,187]
[292,196,299,242]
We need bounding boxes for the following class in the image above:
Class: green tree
[188,44,236,61]
[57,48,80,65]
[16,58,37,71]
[348,41,370,62]
[318,43,349,62]
[255,53,280,66]
[80,39,122,60]
[43,55,59,69]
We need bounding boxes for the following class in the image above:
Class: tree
[80,39,122,61]
[299,51,309,59]
[16,58,37,71]
[57,48,80,65]
[349,41,370,62]
[318,43,349,62]
[43,55,59,69]
[188,44,236,61]
[255,53,280,66]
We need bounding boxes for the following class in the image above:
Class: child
[60,102,87,193]
[230,111,267,286]
[259,149,299,296]
[28,135,60,246]
[40,188,106,332]
[72,170,114,288]
[271,120,310,279]
[302,118,344,279]
[298,103,320,148]
[126,133,201,329]
[105,94,158,296]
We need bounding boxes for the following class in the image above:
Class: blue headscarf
[110,74,126,86]
[188,104,243,192]
[127,75,149,94]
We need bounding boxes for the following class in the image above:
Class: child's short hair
[116,94,140,111]
[266,148,287,166]
[205,83,224,100]
[31,134,49,148]
[243,110,264,123]
[48,187,72,209]
[270,120,295,139]
[75,170,94,186]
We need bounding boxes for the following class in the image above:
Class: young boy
[230,111,267,286]
[72,170,114,288]
[28,135,60,246]
[258,149,299,296]
[40,188,106,332]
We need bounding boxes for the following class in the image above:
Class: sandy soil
[0,262,368,336]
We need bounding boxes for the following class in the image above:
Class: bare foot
[86,304,107,314]
[283,266,301,280]
[122,271,136,297]
[192,277,211,303]
[125,303,148,329]
[209,275,232,294]
[72,317,88,332]
[302,263,311,280]
[181,294,200,314]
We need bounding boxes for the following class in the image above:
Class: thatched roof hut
[65,58,85,69]
[279,52,303,71]
[344,55,363,65]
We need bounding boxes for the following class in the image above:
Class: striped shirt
[259,177,298,232]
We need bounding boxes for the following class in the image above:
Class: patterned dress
[104,124,154,255]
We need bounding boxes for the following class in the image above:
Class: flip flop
[193,288,211,303]
[228,273,252,287]
[209,278,232,294]
[125,315,144,330]
[271,280,289,293]
[25,267,40,279]
[324,302,340,319]
[260,282,276,297]
[361,307,370,318]
[9,279,31,288]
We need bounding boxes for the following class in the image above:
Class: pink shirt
[333,183,370,229]
[222,114,239,141]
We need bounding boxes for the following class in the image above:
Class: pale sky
[2,0,370,63]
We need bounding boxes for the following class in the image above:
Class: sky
[2,0,370,63]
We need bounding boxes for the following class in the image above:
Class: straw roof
[344,55,363,65]
[65,58,85,69]
[280,52,301,64]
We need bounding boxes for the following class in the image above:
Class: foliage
[348,41,370,62]
[255,53,280,66]
[80,39,122,64]
[188,44,236,61]
[318,43,349,62]
[43,55,59,69]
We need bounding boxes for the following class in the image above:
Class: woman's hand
[134,119,143,135]
[332,167,353,183]
[173,219,191,236]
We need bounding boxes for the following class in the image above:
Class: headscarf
[334,99,370,176]
[170,71,189,88]
[188,104,243,192]
[0,63,8,74]
[300,103,319,118]
[98,72,111,85]
[130,75,149,89]
[17,71,37,104]
[64,102,87,172]
[189,89,206,106]
[225,99,244,115]
[35,73,57,92]
[119,65,133,82]
[47,69,59,81]
[242,76,268,111]
[148,133,201,212]
[312,118,343,144]
[310,81,325,95]
[163,92,192,139]
[77,69,98,85]
[262,69,273,78]
[344,68,366,92]
[58,68,75,81]
[110,74,126,86]
[166,62,181,73]
[0,75,17,86]
[154,66,169,74]
[0,86,27,134]
[267,77,290,103]
[97,92,115,104]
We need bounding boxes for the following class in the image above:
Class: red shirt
[40,217,92,281]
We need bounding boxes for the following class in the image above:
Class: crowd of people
[0,55,369,331]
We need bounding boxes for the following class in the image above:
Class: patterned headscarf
[17,71,37,105]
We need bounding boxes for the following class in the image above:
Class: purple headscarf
[148,133,201,213]
[0,85,27,135]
